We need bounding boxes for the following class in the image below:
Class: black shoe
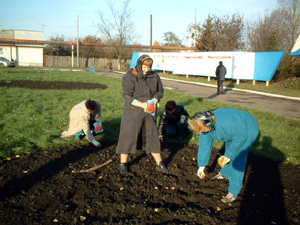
[184,127,189,136]
[119,163,128,175]
[155,162,169,174]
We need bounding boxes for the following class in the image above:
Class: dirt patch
[0,80,299,225]
[0,80,108,90]
[1,142,299,225]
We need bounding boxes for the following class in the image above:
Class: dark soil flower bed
[0,80,299,224]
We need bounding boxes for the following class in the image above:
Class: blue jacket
[197,108,259,167]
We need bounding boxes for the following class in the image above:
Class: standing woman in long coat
[116,55,169,175]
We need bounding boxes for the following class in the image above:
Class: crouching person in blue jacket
[188,107,259,203]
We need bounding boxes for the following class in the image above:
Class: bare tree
[222,13,244,51]
[278,0,300,51]
[246,0,299,53]
[246,9,289,52]
[197,15,214,51]
[44,35,71,56]
[80,35,103,58]
[95,0,135,69]
[163,31,182,46]
[196,13,244,51]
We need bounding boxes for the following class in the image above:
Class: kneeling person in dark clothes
[158,100,189,141]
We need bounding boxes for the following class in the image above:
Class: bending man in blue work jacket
[188,108,259,203]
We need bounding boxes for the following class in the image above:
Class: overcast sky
[1,0,279,45]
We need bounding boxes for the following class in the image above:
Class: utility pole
[38,23,46,32]
[150,14,152,52]
[77,15,79,67]
[39,23,46,41]
[72,45,74,68]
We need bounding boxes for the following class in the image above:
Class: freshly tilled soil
[0,80,299,225]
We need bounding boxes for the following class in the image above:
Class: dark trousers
[217,80,224,94]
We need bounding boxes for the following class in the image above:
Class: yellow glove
[218,155,231,167]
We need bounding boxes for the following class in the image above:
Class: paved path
[160,78,300,120]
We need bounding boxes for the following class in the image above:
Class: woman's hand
[134,101,148,110]
[197,167,206,179]
[152,98,158,103]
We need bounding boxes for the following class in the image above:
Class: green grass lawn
[1,68,299,165]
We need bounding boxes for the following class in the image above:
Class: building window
[0,48,3,55]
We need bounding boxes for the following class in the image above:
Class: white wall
[231,52,255,80]
[0,30,44,41]
[172,52,234,78]
[17,47,44,66]
[131,51,284,81]
[13,30,44,41]
[0,45,44,66]
[0,30,45,66]
[0,46,16,60]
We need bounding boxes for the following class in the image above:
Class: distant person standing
[107,60,113,72]
[215,61,227,94]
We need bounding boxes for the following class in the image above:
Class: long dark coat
[116,55,164,154]
[216,64,227,81]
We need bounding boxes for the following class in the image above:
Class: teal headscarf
[194,111,216,131]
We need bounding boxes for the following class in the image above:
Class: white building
[188,27,199,48]
[0,29,48,67]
